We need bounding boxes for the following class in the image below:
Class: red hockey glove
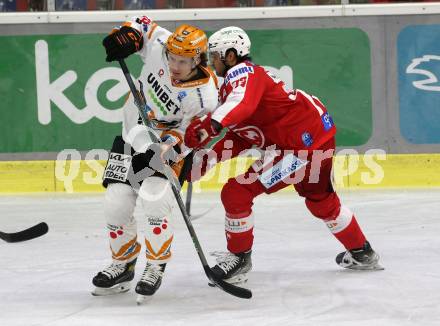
[184,113,221,149]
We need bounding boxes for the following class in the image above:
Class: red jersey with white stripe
[212,61,336,151]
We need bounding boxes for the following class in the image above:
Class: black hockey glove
[102,26,144,62]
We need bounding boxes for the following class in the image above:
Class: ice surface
[0,190,439,326]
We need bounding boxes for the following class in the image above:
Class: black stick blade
[0,222,49,243]
[206,268,252,299]
[213,278,252,299]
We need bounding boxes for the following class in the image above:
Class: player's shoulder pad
[224,62,255,85]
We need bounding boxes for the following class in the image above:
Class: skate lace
[101,263,126,279]
[210,251,240,273]
[139,264,164,286]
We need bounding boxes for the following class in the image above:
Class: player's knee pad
[221,178,258,216]
[305,192,341,220]
[139,176,174,218]
[104,183,137,225]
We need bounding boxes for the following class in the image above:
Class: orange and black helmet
[166,24,208,58]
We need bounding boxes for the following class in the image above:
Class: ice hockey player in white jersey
[91,17,218,304]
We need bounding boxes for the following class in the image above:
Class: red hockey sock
[322,206,366,250]
[332,216,366,250]
[225,212,254,254]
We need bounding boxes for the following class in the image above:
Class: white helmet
[208,26,251,59]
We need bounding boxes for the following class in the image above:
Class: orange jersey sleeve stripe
[147,23,158,40]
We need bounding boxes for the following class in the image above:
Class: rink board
[0,154,439,193]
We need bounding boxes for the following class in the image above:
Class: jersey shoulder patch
[224,63,254,85]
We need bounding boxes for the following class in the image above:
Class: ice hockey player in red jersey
[184,26,383,285]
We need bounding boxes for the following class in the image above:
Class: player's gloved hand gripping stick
[184,113,221,149]
[118,59,252,299]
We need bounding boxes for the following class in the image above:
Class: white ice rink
[1,190,439,326]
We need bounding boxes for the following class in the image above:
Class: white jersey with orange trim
[120,16,219,153]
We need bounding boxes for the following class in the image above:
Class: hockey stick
[185,184,214,221]
[0,222,48,243]
[188,206,213,221]
[185,181,193,216]
[118,59,252,299]
[179,151,210,221]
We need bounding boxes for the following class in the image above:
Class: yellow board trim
[0,154,439,193]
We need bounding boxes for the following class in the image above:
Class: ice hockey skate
[209,250,252,286]
[336,241,384,270]
[91,259,137,296]
[135,262,166,305]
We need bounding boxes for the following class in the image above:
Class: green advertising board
[0,28,371,153]
[247,28,372,147]
[0,34,143,153]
